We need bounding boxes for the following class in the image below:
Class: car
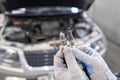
[0,0,106,80]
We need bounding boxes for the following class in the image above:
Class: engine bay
[3,18,93,44]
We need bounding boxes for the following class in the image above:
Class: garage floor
[0,40,120,80]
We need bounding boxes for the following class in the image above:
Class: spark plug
[67,27,74,47]
[60,32,67,46]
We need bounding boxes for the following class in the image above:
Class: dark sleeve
[115,73,120,80]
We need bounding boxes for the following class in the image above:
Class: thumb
[54,47,66,69]
[63,46,80,69]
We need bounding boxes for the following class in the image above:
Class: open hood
[0,0,94,12]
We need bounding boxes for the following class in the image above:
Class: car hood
[0,0,94,12]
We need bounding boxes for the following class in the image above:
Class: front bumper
[0,45,55,79]
[0,31,106,79]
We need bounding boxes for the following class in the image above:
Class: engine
[3,18,92,44]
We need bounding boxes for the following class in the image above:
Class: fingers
[77,45,100,57]
[54,46,94,70]
[63,47,79,69]
[54,47,66,70]
[85,47,101,57]
[73,47,93,64]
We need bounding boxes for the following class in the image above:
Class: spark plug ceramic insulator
[67,27,74,47]
[60,32,67,46]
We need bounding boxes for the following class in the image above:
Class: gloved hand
[72,46,117,80]
[54,46,89,80]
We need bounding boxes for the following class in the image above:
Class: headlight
[90,39,105,53]
[0,47,21,68]
[75,23,92,38]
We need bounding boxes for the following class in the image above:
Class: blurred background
[0,0,120,80]
[88,0,120,73]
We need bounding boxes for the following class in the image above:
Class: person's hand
[73,46,117,80]
[54,46,89,80]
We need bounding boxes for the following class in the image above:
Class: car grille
[24,49,58,67]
